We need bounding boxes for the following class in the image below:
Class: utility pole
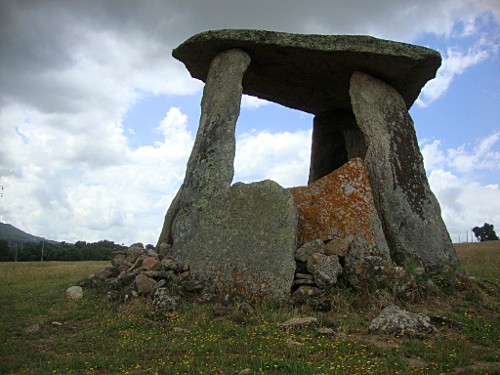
[40,239,44,262]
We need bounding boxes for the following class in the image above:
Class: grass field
[0,243,498,375]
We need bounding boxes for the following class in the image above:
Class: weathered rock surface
[281,317,319,328]
[289,158,391,262]
[369,304,437,336]
[179,180,298,301]
[306,253,343,288]
[349,71,460,271]
[173,29,441,114]
[153,288,180,313]
[65,286,83,300]
[295,239,324,263]
[135,274,157,295]
[158,49,251,249]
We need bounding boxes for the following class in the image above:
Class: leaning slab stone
[158,49,251,249]
[173,29,441,114]
[289,158,391,263]
[349,71,460,272]
[177,180,297,301]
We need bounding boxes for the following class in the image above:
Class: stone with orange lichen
[288,158,391,270]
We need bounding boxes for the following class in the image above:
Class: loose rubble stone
[293,286,321,297]
[281,317,319,328]
[317,327,335,335]
[95,267,119,281]
[295,239,324,262]
[307,253,343,288]
[368,303,437,336]
[111,251,127,267]
[125,246,144,265]
[142,257,161,271]
[135,274,157,295]
[153,288,180,313]
[65,286,83,300]
[25,324,40,333]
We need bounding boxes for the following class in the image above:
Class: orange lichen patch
[289,158,387,257]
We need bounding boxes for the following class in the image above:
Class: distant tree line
[0,239,128,262]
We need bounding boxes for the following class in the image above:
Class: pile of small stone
[293,239,342,298]
[91,243,193,302]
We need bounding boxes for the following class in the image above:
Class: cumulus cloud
[422,131,500,174]
[422,132,500,242]
[241,95,271,110]
[235,130,312,187]
[429,170,500,243]
[0,0,498,244]
[417,46,490,106]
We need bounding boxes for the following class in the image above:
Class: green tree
[472,223,499,242]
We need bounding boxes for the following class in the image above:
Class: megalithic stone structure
[349,71,459,270]
[158,49,251,249]
[159,29,461,299]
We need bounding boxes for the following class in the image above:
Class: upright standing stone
[158,49,251,250]
[181,180,297,301]
[309,110,366,184]
[349,71,460,271]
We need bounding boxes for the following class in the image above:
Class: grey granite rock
[349,71,460,272]
[173,29,441,114]
[179,180,297,301]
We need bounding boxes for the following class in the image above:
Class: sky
[0,0,499,246]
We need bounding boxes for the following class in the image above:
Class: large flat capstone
[173,29,441,114]
[178,180,298,301]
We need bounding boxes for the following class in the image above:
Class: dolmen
[157,29,461,301]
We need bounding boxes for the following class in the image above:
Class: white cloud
[422,131,500,174]
[0,0,499,245]
[417,46,490,107]
[241,95,271,110]
[234,130,312,187]
[429,169,500,243]
[422,132,500,242]
[0,107,194,245]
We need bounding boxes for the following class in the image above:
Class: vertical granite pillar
[349,71,460,271]
[158,49,251,249]
[308,110,366,184]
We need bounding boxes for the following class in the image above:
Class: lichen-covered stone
[289,158,391,262]
[295,239,324,262]
[369,304,437,336]
[306,253,343,288]
[178,180,297,301]
[349,71,460,272]
[135,273,157,295]
[65,286,83,300]
[158,49,251,249]
[173,29,441,114]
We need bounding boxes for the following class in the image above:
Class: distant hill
[0,222,55,244]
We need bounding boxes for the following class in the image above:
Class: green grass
[0,254,499,375]
[455,240,500,282]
